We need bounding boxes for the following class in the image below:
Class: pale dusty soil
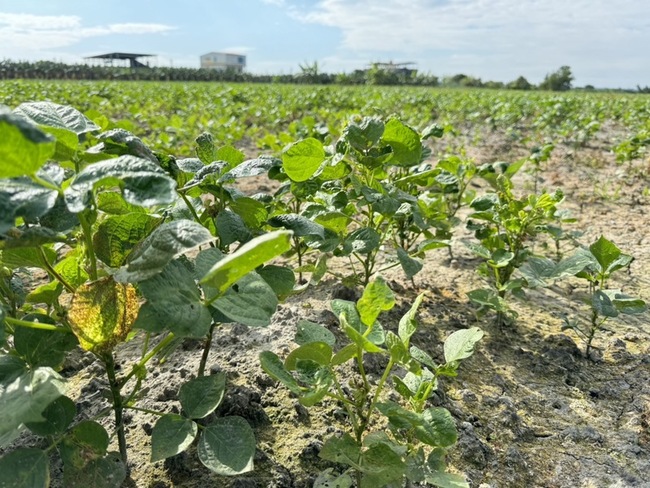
[6,124,650,488]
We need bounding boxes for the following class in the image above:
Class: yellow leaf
[68,277,138,354]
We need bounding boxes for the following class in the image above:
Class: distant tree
[507,76,533,90]
[484,80,505,90]
[539,66,574,91]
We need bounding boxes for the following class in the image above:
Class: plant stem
[5,316,71,333]
[120,333,176,387]
[104,353,127,464]
[198,323,217,377]
[38,248,75,293]
[78,211,98,281]
[180,193,202,224]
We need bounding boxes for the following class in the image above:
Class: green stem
[78,212,98,281]
[180,192,202,224]
[120,333,176,387]
[366,358,394,420]
[198,323,217,377]
[104,353,127,463]
[329,369,361,435]
[39,248,75,293]
[5,316,71,333]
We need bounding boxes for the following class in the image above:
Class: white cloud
[0,12,175,61]
[288,0,650,86]
[260,0,287,6]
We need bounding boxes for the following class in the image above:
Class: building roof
[201,52,246,57]
[85,53,154,60]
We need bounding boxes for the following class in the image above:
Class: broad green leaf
[192,247,225,281]
[200,230,292,295]
[26,281,63,305]
[443,327,484,364]
[64,155,177,213]
[259,351,302,394]
[268,213,325,238]
[96,192,147,215]
[0,368,65,448]
[469,194,498,212]
[397,247,424,279]
[295,320,336,347]
[93,213,160,267]
[425,471,470,488]
[115,220,214,283]
[553,249,596,278]
[314,211,351,234]
[137,260,212,338]
[282,138,325,182]
[409,346,437,369]
[195,132,217,164]
[0,448,49,488]
[419,408,457,447]
[198,417,255,475]
[344,117,384,151]
[460,239,491,259]
[216,210,252,246]
[518,256,557,288]
[67,277,138,353]
[257,264,295,300]
[0,246,56,270]
[60,421,109,469]
[0,227,67,250]
[14,101,100,136]
[215,145,245,167]
[313,469,353,488]
[219,157,280,182]
[592,290,618,318]
[285,342,333,370]
[399,293,424,347]
[179,373,226,419]
[319,433,361,468]
[341,315,384,353]
[0,178,58,234]
[359,442,406,488]
[62,452,126,488]
[212,272,278,327]
[14,321,77,368]
[0,355,27,384]
[589,236,621,272]
[357,276,395,326]
[94,128,158,163]
[151,414,198,462]
[607,291,647,315]
[386,331,410,363]
[467,288,508,312]
[382,118,422,167]
[331,299,385,345]
[54,248,89,289]
[343,227,380,255]
[230,197,268,229]
[331,343,357,365]
[0,106,55,178]
[489,249,514,268]
[25,395,76,437]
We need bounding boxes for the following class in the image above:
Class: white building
[200,52,246,72]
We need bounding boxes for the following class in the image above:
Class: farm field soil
[10,128,650,488]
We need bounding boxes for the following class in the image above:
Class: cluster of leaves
[0,101,296,484]
[261,277,484,487]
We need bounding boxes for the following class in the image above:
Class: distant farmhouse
[200,52,246,72]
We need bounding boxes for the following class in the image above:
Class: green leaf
[198,416,255,475]
[460,239,491,259]
[151,414,198,462]
[282,138,325,182]
[93,213,160,267]
[60,420,109,468]
[0,246,56,270]
[489,249,514,268]
[195,132,217,164]
[397,247,423,279]
[0,106,55,178]
[257,265,295,300]
[319,433,361,468]
[200,230,292,295]
[332,343,357,365]
[14,322,77,368]
[418,408,458,448]
[219,157,280,182]
[0,178,58,234]
[341,315,384,353]
[259,351,302,394]
[216,210,252,246]
[467,288,508,312]
[62,452,126,488]
[425,471,470,488]
[115,220,214,283]
[137,260,212,338]
[54,248,89,289]
[285,342,333,370]
[518,256,557,288]
[331,299,385,345]
[553,249,596,278]
[469,194,498,212]
[357,276,395,326]
[0,367,64,447]
[64,155,177,213]
[344,117,384,152]
[592,290,618,318]
[604,290,647,315]
[589,236,621,272]
[14,101,100,136]
[443,327,484,364]
[382,118,422,167]
[215,145,245,167]
[343,227,380,255]
[314,211,351,234]
[25,395,76,437]
[0,448,49,488]
[230,197,268,229]
[399,293,424,347]
[359,442,406,488]
[94,128,158,163]
[212,272,278,327]
[179,373,226,419]
[313,469,354,488]
[268,213,325,238]
[295,320,336,347]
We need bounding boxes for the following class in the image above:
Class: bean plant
[260,277,483,487]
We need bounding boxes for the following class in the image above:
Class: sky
[0,0,648,88]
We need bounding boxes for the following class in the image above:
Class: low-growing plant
[557,236,646,356]
[0,101,294,483]
[463,173,564,326]
[260,277,484,487]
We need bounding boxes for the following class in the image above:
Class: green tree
[507,75,533,90]
[539,66,574,91]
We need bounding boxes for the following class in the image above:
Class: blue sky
[0,0,648,88]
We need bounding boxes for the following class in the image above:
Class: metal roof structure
[85,53,154,68]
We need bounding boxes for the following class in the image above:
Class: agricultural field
[1,80,650,488]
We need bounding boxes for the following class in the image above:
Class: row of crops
[0,83,649,487]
